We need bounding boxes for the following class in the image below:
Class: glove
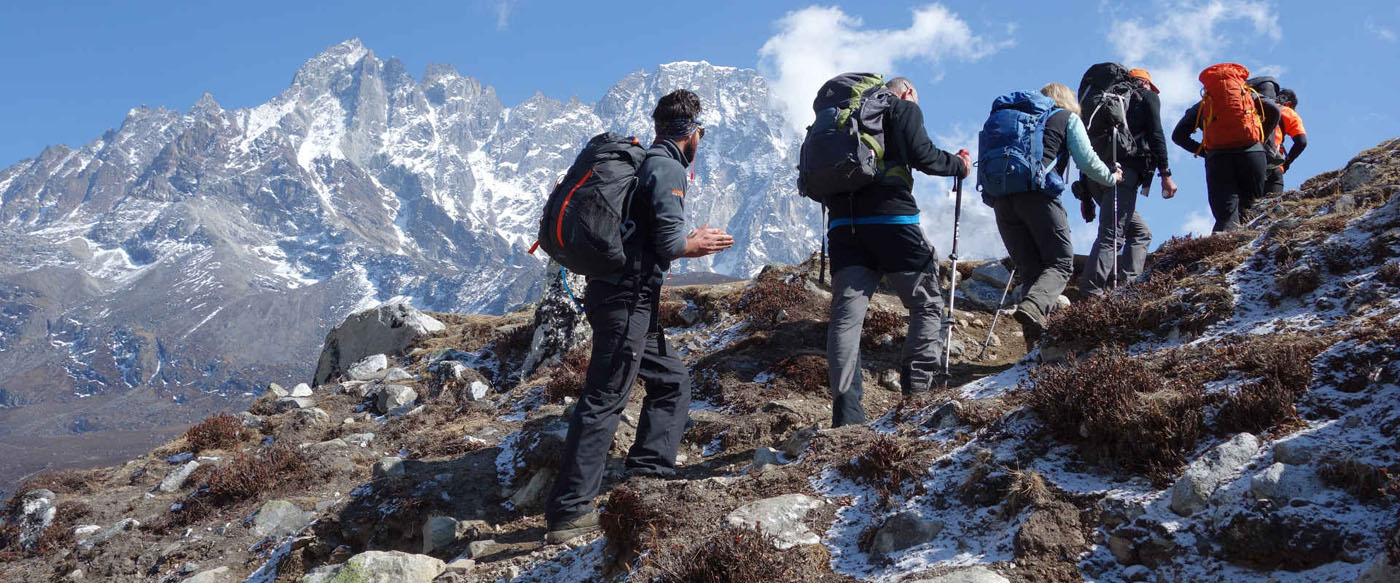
[1080,196,1097,223]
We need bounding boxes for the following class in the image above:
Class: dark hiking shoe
[545,509,600,544]
[624,466,677,481]
[1013,307,1046,346]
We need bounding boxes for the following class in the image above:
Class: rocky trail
[2,140,1399,582]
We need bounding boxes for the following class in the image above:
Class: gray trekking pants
[827,262,945,427]
[1081,167,1153,294]
[992,192,1074,324]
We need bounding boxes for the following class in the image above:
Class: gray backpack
[797,73,896,204]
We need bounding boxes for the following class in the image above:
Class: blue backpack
[976,91,1068,203]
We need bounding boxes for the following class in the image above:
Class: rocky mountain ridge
[0,139,1397,582]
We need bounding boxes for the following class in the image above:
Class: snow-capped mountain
[0,39,816,483]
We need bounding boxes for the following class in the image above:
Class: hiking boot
[545,509,600,544]
[1013,307,1045,346]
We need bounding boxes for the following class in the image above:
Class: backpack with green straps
[797,73,897,204]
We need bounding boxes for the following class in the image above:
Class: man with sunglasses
[825,76,971,428]
[545,89,732,544]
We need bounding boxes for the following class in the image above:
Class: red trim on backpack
[555,169,594,248]
[528,239,541,255]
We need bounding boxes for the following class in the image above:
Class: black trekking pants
[1204,150,1266,232]
[545,279,690,525]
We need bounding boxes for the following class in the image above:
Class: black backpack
[797,73,897,204]
[535,133,647,279]
[1077,62,1145,162]
[1247,76,1287,167]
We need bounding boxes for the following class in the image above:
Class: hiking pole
[943,173,964,377]
[976,268,1016,361]
[1110,128,1120,291]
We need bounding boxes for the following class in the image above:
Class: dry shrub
[655,527,821,583]
[1153,232,1254,272]
[163,444,312,529]
[30,500,91,555]
[1215,339,1323,435]
[12,469,101,497]
[658,301,688,329]
[184,412,246,453]
[601,486,665,559]
[1276,262,1321,297]
[843,435,925,502]
[545,346,591,403]
[862,308,904,348]
[1317,459,1392,502]
[1001,468,1052,518]
[1377,260,1400,287]
[737,277,810,328]
[403,431,486,460]
[1044,267,1185,349]
[1024,346,1205,484]
[774,354,827,394]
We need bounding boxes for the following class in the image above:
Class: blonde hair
[1040,83,1081,116]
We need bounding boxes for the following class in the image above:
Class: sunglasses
[695,125,706,139]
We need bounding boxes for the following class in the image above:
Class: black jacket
[1172,100,1281,157]
[829,98,968,219]
[607,139,690,289]
[1125,88,1171,173]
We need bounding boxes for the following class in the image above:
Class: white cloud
[493,0,515,30]
[918,126,1004,260]
[1178,210,1216,237]
[1366,21,1397,42]
[758,4,1008,137]
[1109,0,1282,116]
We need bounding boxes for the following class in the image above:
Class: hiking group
[530,61,1309,543]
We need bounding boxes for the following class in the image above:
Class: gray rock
[970,262,1014,289]
[339,381,373,398]
[422,516,460,554]
[166,452,195,464]
[870,511,944,558]
[382,368,413,383]
[236,412,265,429]
[157,461,201,493]
[907,567,1010,583]
[343,433,376,448]
[519,265,590,378]
[302,550,446,583]
[289,383,314,398]
[752,446,784,471]
[678,303,702,326]
[1360,551,1400,583]
[724,493,824,549]
[1122,565,1152,582]
[1271,435,1319,465]
[267,383,289,398]
[467,539,498,559]
[77,518,139,551]
[375,385,417,415]
[779,426,818,458]
[249,500,315,539]
[179,566,233,583]
[508,469,555,512]
[347,354,390,381]
[922,401,964,430]
[957,279,1009,311]
[290,407,331,428]
[1333,193,1358,215]
[1170,433,1261,516]
[1249,463,1324,505]
[275,397,316,412]
[10,489,56,549]
[373,457,406,481]
[1341,162,1375,192]
[313,303,445,386]
[443,557,476,575]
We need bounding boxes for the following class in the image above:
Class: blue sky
[2,0,1398,256]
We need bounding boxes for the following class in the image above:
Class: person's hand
[1080,197,1097,223]
[682,225,734,258]
[956,149,972,178]
[1112,168,1125,184]
[1280,163,1289,174]
[1161,175,1178,199]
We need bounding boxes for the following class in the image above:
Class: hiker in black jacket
[1172,98,1281,232]
[545,90,733,543]
[1079,68,1178,295]
[826,76,970,428]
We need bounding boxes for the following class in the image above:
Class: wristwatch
[1158,168,1172,178]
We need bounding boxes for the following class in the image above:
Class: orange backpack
[1195,63,1265,155]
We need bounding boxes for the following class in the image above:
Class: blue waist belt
[828,213,921,230]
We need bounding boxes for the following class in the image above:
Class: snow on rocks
[1248,462,1326,505]
[313,302,444,385]
[724,493,825,549]
[301,550,445,583]
[1169,432,1261,516]
[906,567,1010,583]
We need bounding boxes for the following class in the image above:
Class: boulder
[289,383,314,398]
[1271,435,1319,465]
[381,368,413,383]
[1248,463,1324,505]
[907,567,1010,583]
[467,539,498,559]
[302,550,445,583]
[373,457,406,481]
[313,302,444,386]
[970,262,1014,289]
[751,447,784,471]
[869,511,944,559]
[422,516,460,554]
[508,469,555,512]
[9,489,56,549]
[275,397,316,413]
[1341,161,1376,192]
[375,385,418,415]
[957,279,1009,312]
[1169,433,1260,516]
[723,493,825,550]
[347,354,390,381]
[249,500,316,539]
[157,461,201,493]
[180,566,233,583]
[921,400,965,431]
[519,264,590,378]
[267,383,289,398]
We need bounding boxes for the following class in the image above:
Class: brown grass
[1317,459,1392,503]
[601,485,665,560]
[842,434,927,503]
[544,345,591,403]
[158,444,313,530]
[1024,346,1205,484]
[1001,468,1052,518]
[1378,260,1400,287]
[774,354,828,394]
[1152,232,1254,273]
[654,527,828,583]
[862,308,904,348]
[737,277,812,329]
[1045,267,1232,350]
[11,468,102,499]
[184,412,246,453]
